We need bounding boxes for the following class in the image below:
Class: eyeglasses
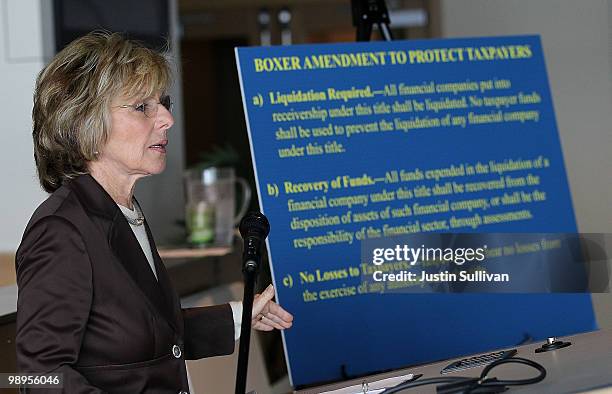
[116,95,173,118]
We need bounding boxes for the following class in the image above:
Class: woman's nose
[156,103,175,130]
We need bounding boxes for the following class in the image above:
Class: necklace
[122,201,145,226]
[124,213,144,226]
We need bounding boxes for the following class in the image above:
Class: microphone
[239,212,270,272]
[236,212,270,393]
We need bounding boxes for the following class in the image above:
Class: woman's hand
[251,285,293,331]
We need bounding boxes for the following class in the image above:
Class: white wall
[0,0,186,252]
[0,0,48,252]
[439,0,612,327]
[440,0,612,232]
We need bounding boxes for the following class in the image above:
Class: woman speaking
[15,31,292,393]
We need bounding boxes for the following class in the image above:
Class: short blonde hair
[32,31,171,192]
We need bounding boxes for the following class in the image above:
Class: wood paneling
[0,254,16,287]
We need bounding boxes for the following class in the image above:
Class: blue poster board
[235,35,596,387]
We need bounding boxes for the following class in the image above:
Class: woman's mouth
[149,140,168,153]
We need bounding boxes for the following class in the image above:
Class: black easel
[351,0,393,41]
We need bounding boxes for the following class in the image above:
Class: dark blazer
[15,174,235,393]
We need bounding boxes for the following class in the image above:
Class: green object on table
[187,202,215,245]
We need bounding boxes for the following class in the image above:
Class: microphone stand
[235,257,259,394]
[235,211,269,394]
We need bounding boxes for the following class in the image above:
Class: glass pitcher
[184,167,251,247]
